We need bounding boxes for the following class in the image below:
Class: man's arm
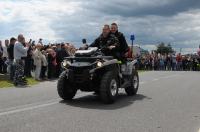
[0,47,3,57]
[89,38,99,47]
[63,50,69,57]
[16,43,28,55]
[0,47,3,52]
[0,46,3,53]
[108,35,120,50]
[7,46,10,59]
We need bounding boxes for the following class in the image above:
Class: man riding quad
[57,24,139,104]
[90,24,121,60]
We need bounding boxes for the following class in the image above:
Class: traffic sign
[130,35,135,41]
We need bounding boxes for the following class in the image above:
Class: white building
[128,45,149,56]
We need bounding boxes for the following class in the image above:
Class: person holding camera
[13,34,29,86]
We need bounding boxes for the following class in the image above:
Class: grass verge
[0,74,38,88]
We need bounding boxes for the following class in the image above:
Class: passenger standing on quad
[90,24,121,59]
[110,23,129,62]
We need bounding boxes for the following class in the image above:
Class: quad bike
[57,47,139,104]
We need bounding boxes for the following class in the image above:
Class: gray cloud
[81,0,200,17]
[1,0,200,54]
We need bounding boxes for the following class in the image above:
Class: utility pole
[130,34,135,58]
[180,48,182,54]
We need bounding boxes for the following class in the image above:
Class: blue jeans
[176,62,182,71]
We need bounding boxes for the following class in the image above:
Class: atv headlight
[61,60,71,69]
[97,61,103,67]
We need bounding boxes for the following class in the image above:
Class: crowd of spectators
[136,52,200,71]
[0,35,77,85]
[1,34,200,86]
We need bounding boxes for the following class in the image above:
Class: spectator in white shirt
[13,34,29,86]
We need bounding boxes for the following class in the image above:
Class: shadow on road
[59,93,151,110]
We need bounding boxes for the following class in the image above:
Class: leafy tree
[156,42,174,54]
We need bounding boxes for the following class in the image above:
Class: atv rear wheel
[100,71,119,104]
[125,70,139,96]
[57,72,77,100]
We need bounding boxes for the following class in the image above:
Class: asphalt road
[0,71,200,132]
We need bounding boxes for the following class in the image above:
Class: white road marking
[198,128,200,132]
[160,74,179,79]
[149,74,180,82]
[152,78,159,81]
[0,98,60,113]
[0,92,92,117]
[0,101,58,116]
[140,81,146,84]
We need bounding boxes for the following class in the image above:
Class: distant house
[128,45,149,56]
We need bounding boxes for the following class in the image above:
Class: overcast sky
[0,0,200,53]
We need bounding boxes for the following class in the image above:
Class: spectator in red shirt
[176,53,182,71]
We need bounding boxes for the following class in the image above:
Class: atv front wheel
[100,71,119,104]
[57,72,77,100]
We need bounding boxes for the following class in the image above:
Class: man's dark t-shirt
[7,44,14,60]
